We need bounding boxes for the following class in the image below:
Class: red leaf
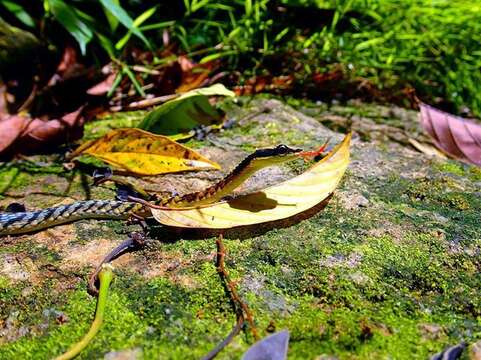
[0,108,84,158]
[420,103,481,166]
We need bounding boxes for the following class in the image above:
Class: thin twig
[201,317,244,360]
[125,94,178,109]
[216,235,259,340]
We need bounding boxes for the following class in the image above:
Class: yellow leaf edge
[152,132,352,229]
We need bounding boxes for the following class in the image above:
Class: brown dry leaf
[0,108,84,157]
[234,75,294,96]
[69,128,220,175]
[176,58,218,94]
[0,115,28,154]
[47,46,85,87]
[152,133,351,229]
[420,102,481,166]
[87,73,117,96]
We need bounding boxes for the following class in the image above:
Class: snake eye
[277,144,289,151]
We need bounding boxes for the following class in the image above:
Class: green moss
[83,111,147,141]
[1,99,481,359]
[435,161,466,177]
[468,166,481,181]
[442,193,471,211]
[0,276,10,289]
[2,191,480,358]
[0,169,31,194]
[434,160,481,182]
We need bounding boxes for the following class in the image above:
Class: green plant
[2,1,481,117]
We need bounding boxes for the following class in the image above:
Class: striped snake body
[0,200,142,235]
[0,145,302,236]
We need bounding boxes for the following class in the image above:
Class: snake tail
[0,200,141,236]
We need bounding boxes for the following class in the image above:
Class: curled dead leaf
[68,128,220,175]
[152,133,351,229]
[420,103,481,166]
[0,108,84,158]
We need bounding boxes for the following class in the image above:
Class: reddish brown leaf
[47,46,84,87]
[234,75,294,96]
[176,59,218,94]
[87,73,117,96]
[420,102,481,166]
[0,108,84,158]
[56,46,78,74]
[0,115,29,153]
[0,84,9,117]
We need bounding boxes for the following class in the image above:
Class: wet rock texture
[0,98,480,359]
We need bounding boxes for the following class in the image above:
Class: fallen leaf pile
[152,133,351,229]
[68,128,220,175]
[0,108,84,158]
[420,102,481,166]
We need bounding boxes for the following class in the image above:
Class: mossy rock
[0,98,480,359]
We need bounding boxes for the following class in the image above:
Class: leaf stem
[54,264,114,360]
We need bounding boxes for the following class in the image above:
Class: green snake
[0,145,304,236]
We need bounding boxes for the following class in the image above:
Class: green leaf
[176,83,235,99]
[115,5,157,50]
[48,0,93,54]
[99,0,150,48]
[95,32,115,57]
[1,1,35,28]
[138,84,235,136]
[102,0,119,31]
[199,50,238,64]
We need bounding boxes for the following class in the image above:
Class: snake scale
[0,145,304,236]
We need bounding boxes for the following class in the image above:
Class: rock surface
[0,97,480,359]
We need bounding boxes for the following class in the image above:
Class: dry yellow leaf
[152,133,351,229]
[69,128,220,175]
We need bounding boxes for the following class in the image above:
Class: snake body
[0,200,141,235]
[0,145,302,236]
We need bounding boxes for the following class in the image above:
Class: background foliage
[1,0,480,116]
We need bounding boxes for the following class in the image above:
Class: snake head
[274,144,303,155]
[250,144,303,166]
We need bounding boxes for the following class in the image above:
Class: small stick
[125,94,178,109]
[203,233,262,359]
[216,234,259,341]
[201,317,244,360]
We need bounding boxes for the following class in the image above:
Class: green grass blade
[99,0,150,48]
[1,0,35,28]
[47,0,93,54]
